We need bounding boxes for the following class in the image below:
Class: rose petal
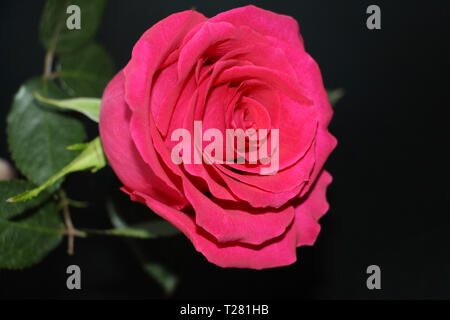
[210,5,304,50]
[99,71,187,209]
[125,188,298,269]
[294,170,333,246]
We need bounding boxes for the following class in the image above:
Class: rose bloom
[99,5,336,269]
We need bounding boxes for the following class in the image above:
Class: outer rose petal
[297,170,333,222]
[182,182,296,245]
[272,40,334,128]
[121,169,333,269]
[124,188,298,269]
[271,36,337,195]
[124,10,206,113]
[301,128,337,197]
[294,170,333,246]
[125,11,206,195]
[210,5,304,50]
[99,71,187,209]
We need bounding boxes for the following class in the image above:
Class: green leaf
[8,138,106,203]
[106,198,179,294]
[327,88,345,106]
[142,263,178,296]
[39,0,107,54]
[7,78,87,188]
[34,92,100,122]
[58,43,115,97]
[0,201,64,269]
[132,245,179,296]
[0,180,51,220]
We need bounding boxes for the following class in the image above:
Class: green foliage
[58,43,115,97]
[1,0,119,272]
[7,78,87,187]
[34,92,101,122]
[0,201,63,269]
[0,180,51,220]
[8,138,106,203]
[39,0,107,54]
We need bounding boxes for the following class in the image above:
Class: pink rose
[99,5,336,269]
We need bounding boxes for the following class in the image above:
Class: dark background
[0,0,449,299]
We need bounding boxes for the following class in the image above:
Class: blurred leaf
[107,198,127,229]
[66,198,88,208]
[8,138,106,203]
[142,263,178,296]
[34,91,100,122]
[7,78,87,188]
[0,180,51,220]
[58,43,115,97]
[39,0,107,54]
[106,198,179,295]
[327,88,345,106]
[132,245,179,296]
[0,201,63,269]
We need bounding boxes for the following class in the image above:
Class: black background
[0,0,449,299]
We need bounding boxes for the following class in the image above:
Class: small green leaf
[7,78,87,188]
[39,0,107,54]
[128,238,178,295]
[327,88,345,106]
[107,198,127,229]
[66,142,91,151]
[57,43,115,97]
[0,180,51,220]
[0,201,64,269]
[8,137,106,203]
[106,198,179,294]
[34,92,100,122]
[141,261,178,296]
